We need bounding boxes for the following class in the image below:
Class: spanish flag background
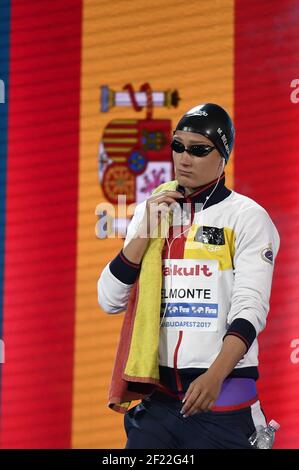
[0,0,298,449]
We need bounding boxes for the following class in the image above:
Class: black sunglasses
[171,139,215,157]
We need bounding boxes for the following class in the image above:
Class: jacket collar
[176,172,232,210]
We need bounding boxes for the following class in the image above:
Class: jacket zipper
[173,330,184,397]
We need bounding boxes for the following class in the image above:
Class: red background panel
[234,0,299,448]
[1,0,82,448]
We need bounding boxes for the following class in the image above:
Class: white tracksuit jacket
[97,175,280,379]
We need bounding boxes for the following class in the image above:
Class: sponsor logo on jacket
[162,263,213,277]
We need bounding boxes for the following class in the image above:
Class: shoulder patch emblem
[261,243,273,265]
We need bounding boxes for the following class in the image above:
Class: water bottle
[248,420,280,449]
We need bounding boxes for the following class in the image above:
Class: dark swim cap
[174,103,235,162]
